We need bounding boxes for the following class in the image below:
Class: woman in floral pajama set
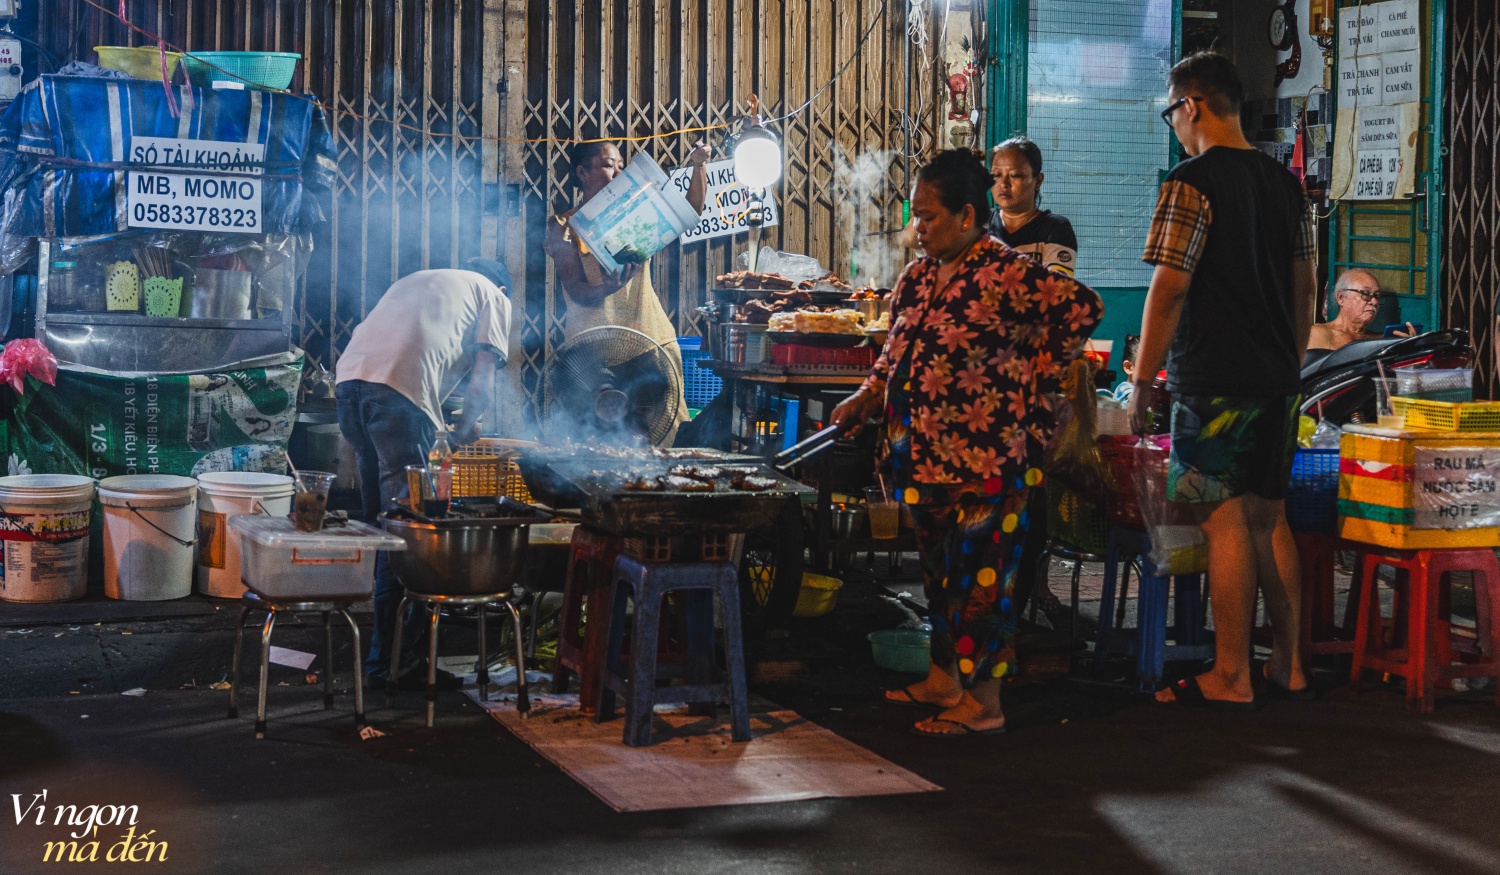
[832,151,1102,735]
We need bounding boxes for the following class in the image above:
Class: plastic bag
[736,248,826,282]
[1310,418,1341,449]
[1132,436,1208,575]
[1045,358,1110,503]
[0,338,57,395]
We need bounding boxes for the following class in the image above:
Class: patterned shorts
[1168,394,1299,503]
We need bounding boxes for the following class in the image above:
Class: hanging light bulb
[733,124,783,190]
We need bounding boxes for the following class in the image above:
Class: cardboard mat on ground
[470,691,941,812]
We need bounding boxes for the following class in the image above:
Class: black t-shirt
[987,210,1078,275]
[1142,147,1311,397]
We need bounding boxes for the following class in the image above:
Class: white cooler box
[228,516,406,599]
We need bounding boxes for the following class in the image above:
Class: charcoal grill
[516,447,811,536]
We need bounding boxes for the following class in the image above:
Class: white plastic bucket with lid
[0,475,95,603]
[196,472,294,598]
[98,475,198,601]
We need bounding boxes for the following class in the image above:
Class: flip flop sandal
[910,717,1008,737]
[884,688,951,710]
[1158,676,1260,712]
[1260,664,1318,701]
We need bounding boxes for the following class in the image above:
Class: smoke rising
[833,148,909,288]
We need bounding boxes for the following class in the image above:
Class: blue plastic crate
[678,336,722,408]
[1286,447,1339,534]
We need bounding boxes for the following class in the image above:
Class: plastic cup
[405,465,452,518]
[292,471,335,532]
[865,485,900,540]
[1373,377,1403,428]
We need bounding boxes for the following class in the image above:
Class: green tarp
[3,355,303,479]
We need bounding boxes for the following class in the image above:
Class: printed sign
[1338,55,1382,105]
[667,159,780,245]
[1379,50,1420,106]
[1413,446,1500,529]
[125,136,264,233]
[1377,0,1421,53]
[1352,149,1400,200]
[1339,4,1379,60]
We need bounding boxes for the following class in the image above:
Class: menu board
[1330,0,1422,202]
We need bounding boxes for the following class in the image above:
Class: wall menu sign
[1330,0,1421,201]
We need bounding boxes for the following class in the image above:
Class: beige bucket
[0,475,95,603]
[99,475,198,601]
[197,472,294,598]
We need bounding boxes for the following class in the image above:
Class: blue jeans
[336,380,435,680]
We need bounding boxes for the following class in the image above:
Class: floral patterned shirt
[860,235,1103,502]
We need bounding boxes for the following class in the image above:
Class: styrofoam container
[228,515,405,599]
[197,472,295,598]
[98,475,198,601]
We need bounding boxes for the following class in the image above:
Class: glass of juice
[864,485,900,540]
[292,471,336,532]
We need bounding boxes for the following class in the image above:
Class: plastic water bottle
[428,431,454,500]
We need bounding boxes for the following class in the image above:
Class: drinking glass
[292,471,336,532]
[864,485,900,540]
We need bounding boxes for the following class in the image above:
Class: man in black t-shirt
[1127,53,1318,709]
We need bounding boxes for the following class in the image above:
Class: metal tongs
[772,422,848,472]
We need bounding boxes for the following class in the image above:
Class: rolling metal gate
[35,1,929,432]
[1445,0,1498,399]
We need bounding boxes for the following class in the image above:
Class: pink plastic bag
[0,339,59,395]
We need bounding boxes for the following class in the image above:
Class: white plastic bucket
[196,472,294,598]
[0,475,96,603]
[98,475,198,601]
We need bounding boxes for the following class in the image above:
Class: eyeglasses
[1160,96,1197,126]
[1340,288,1381,303]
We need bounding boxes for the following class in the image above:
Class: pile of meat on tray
[620,465,780,493]
[716,270,853,292]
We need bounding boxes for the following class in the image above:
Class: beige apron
[556,214,691,442]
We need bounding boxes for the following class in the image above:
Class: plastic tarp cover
[1,352,303,479]
[0,75,334,247]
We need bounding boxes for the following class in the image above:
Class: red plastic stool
[1348,546,1500,713]
[1294,533,1363,656]
[551,526,622,711]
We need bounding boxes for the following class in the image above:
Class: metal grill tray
[516,449,809,536]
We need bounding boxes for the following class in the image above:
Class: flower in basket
[0,339,59,396]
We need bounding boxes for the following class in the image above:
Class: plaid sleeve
[1141,180,1212,274]
[1293,202,1316,261]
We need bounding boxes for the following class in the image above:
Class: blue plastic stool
[1095,526,1214,692]
[594,555,752,747]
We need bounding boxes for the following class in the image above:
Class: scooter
[1300,328,1474,425]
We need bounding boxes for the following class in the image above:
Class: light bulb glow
[733,131,783,190]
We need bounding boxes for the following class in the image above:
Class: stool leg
[426,603,441,728]
[716,568,752,743]
[1097,538,1120,668]
[227,602,250,719]
[623,584,663,748]
[595,578,629,722]
[685,589,716,718]
[1350,557,1381,692]
[476,603,489,703]
[1408,559,1435,714]
[1070,558,1082,642]
[552,546,583,694]
[1137,573,1167,693]
[387,594,410,705]
[341,607,365,727]
[255,609,277,740]
[322,610,335,709]
[505,599,530,715]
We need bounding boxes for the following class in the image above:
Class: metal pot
[381,515,532,595]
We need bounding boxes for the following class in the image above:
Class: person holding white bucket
[335,264,512,690]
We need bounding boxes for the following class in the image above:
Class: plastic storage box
[228,516,405,599]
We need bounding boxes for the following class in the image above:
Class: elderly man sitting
[1308,269,1413,351]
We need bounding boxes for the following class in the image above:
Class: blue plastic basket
[182,51,300,90]
[1286,447,1339,534]
[678,337,722,408]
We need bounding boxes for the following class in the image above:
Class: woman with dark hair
[831,150,1102,735]
[543,139,710,442]
[988,136,1078,276]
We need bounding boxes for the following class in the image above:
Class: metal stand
[227,589,365,740]
[388,590,530,727]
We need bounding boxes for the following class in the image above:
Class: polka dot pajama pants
[908,487,1032,688]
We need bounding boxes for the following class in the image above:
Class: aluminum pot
[380,515,532,595]
[190,268,253,320]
